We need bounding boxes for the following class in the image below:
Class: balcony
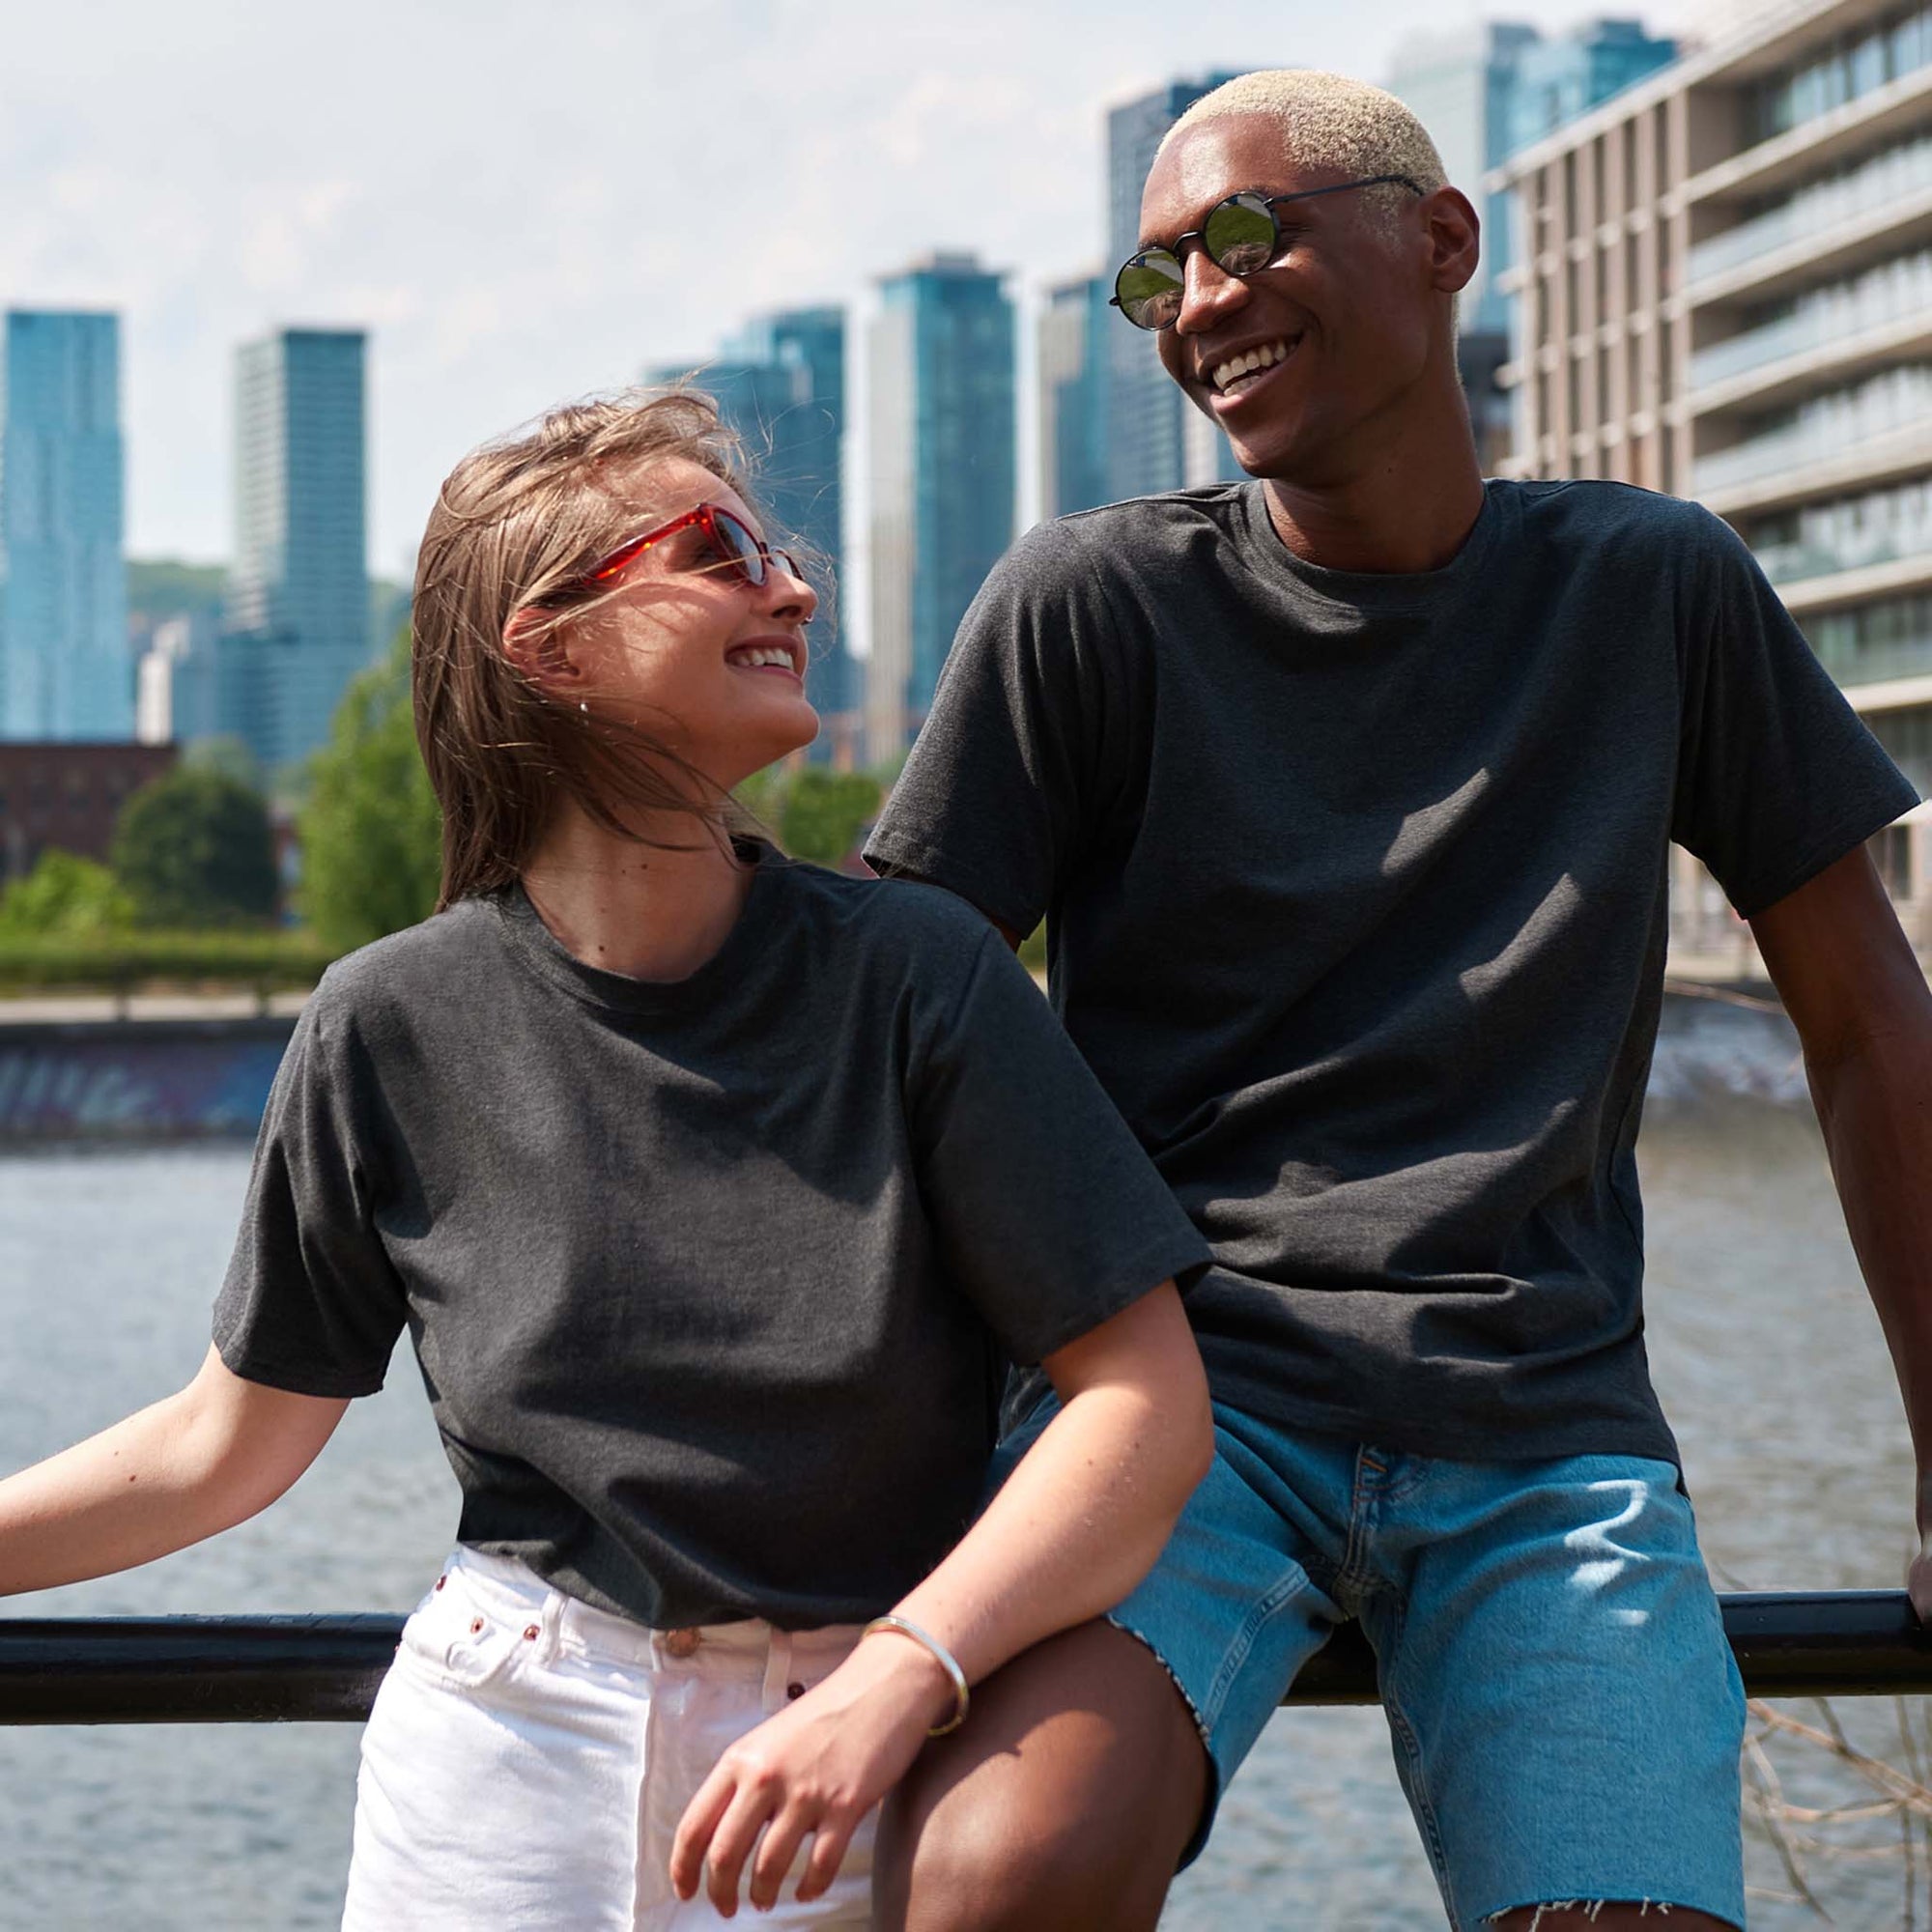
[1687,136,1932,303]
[1804,626,1932,687]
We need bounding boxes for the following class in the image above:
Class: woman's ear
[501,606,581,694]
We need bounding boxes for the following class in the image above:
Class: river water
[1,999,1926,1929]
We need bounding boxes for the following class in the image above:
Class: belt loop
[761,1627,793,1713]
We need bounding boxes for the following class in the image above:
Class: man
[861,69,1932,1932]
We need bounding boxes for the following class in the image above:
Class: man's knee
[871,1620,1207,1932]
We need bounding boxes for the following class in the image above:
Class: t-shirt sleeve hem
[860,830,1042,941]
[1725,778,1920,920]
[998,1230,1212,1369]
[213,1324,387,1401]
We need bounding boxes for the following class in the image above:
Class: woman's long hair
[412,389,770,909]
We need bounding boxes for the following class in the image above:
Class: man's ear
[502,606,580,693]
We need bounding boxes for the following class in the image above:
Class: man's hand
[668,1630,954,1916]
[1750,844,1932,1617]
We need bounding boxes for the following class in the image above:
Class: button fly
[662,1629,701,1659]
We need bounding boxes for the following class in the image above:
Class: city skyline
[0,0,1728,574]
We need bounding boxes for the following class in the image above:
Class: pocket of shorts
[395,1585,527,1691]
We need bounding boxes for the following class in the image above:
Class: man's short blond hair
[1161,70,1448,236]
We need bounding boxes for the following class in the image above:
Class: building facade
[0,311,130,743]
[866,254,1015,765]
[650,307,858,764]
[1037,272,1112,520]
[0,741,174,884]
[1493,0,1932,960]
[225,327,370,775]
[1105,73,1249,502]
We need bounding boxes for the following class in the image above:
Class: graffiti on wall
[0,1020,296,1141]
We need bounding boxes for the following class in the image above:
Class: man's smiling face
[1140,112,1447,486]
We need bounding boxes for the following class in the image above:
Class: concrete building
[649,307,859,765]
[1492,0,1932,962]
[1105,73,1249,502]
[224,327,370,774]
[0,311,129,742]
[1388,21,1676,470]
[866,254,1015,764]
[1037,272,1112,520]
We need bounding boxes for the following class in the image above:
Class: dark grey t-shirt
[213,852,1207,1630]
[867,478,1918,1466]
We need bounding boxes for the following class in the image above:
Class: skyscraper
[225,327,369,772]
[867,254,1015,764]
[0,310,129,741]
[649,306,856,761]
[1037,273,1112,520]
[1105,72,1247,502]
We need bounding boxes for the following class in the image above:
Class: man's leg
[873,1406,1359,1932]
[1363,1451,1747,1932]
[873,1619,1205,1932]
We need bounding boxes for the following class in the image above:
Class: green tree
[112,766,280,927]
[779,769,882,867]
[298,633,442,952]
[0,850,135,936]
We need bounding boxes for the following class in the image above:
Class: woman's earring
[579,699,588,715]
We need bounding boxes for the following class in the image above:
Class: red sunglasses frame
[579,502,802,597]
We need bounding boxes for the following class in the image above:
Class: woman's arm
[0,1344,349,1596]
[670,1281,1210,1916]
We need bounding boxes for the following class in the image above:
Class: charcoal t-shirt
[866,479,1918,1466]
[213,852,1208,1629]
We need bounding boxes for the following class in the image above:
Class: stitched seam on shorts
[1202,1566,1322,1727]
[1376,1592,1462,1927]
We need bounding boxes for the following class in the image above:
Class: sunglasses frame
[569,502,802,601]
[1111,175,1427,330]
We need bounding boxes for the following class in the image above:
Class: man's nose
[1175,246,1251,333]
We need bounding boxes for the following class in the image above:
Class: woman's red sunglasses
[578,503,803,597]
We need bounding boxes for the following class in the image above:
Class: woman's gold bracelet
[861,1614,971,1736]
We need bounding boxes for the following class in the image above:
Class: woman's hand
[668,1631,954,1916]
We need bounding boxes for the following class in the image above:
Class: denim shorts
[998,1397,1747,1931]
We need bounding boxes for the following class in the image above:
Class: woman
[0,391,1211,1927]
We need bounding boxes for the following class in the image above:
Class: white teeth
[1211,339,1294,391]
[731,646,793,669]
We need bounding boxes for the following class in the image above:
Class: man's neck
[520,799,754,984]
[1260,415,1488,577]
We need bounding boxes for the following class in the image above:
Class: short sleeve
[906,925,1208,1366]
[212,991,411,1397]
[865,521,1145,937]
[1672,513,1918,918]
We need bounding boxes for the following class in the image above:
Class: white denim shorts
[342,1546,871,1930]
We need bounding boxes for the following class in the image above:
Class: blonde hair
[412,389,769,909]
[1162,71,1448,238]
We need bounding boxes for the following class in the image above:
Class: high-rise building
[1492,0,1932,956]
[224,327,369,773]
[1387,19,1676,470]
[0,310,129,741]
[1038,273,1112,520]
[1105,73,1249,502]
[867,254,1015,764]
[649,306,857,763]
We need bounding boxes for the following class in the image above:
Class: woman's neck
[519,800,755,983]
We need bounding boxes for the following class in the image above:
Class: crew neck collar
[496,838,784,1017]
[1238,477,1508,614]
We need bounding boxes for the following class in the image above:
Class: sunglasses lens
[1115,251,1184,330]
[709,509,767,584]
[1205,196,1278,276]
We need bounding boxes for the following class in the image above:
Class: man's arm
[1748,844,1932,1611]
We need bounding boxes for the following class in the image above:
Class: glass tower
[866,254,1015,763]
[0,310,129,741]
[1037,273,1112,520]
[1104,73,1247,502]
[225,327,369,774]
[651,306,855,757]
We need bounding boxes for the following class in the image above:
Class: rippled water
[1,1009,1924,1928]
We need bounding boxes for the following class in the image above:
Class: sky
[1,0,1732,576]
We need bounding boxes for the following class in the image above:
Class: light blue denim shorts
[998,1396,1747,1930]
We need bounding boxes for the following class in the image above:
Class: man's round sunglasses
[1111,175,1425,331]
[556,503,802,604]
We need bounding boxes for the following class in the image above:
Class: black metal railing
[2,1592,1929,1724]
